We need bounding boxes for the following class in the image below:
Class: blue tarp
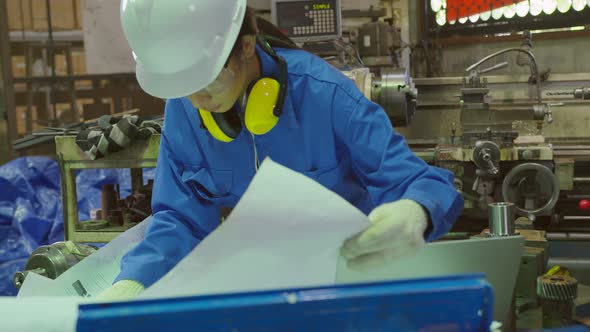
[0,157,154,296]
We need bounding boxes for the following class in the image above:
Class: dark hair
[229,6,298,57]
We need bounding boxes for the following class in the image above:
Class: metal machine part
[537,275,578,328]
[13,241,97,288]
[371,67,417,127]
[473,141,500,176]
[532,104,553,123]
[502,163,560,220]
[357,21,399,67]
[574,87,590,100]
[343,67,417,127]
[488,202,516,237]
[461,67,492,111]
[471,140,501,210]
[460,47,556,139]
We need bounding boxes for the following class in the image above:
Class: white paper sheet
[0,297,84,332]
[336,236,525,323]
[17,219,149,298]
[139,158,369,299]
[4,219,150,332]
[16,272,56,297]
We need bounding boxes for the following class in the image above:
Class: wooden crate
[8,0,83,31]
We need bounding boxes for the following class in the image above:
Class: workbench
[55,135,160,243]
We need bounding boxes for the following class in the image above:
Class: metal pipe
[552,145,590,150]
[563,216,590,221]
[488,202,515,237]
[554,150,590,157]
[465,48,542,105]
[546,232,590,241]
[565,195,590,200]
[573,178,590,183]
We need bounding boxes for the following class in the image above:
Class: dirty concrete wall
[437,36,590,77]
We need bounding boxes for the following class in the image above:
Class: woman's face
[186,54,247,113]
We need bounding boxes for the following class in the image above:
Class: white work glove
[340,199,429,271]
[95,280,145,301]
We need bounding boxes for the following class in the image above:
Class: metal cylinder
[488,202,515,236]
[13,241,97,288]
[101,184,119,220]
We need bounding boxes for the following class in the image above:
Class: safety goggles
[197,67,236,95]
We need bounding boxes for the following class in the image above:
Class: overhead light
[504,4,517,18]
[492,7,504,20]
[436,10,446,26]
[480,11,492,21]
[516,1,530,16]
[530,0,544,15]
[459,16,468,24]
[543,0,558,14]
[469,14,480,23]
[431,0,442,12]
[557,0,572,12]
[572,0,586,10]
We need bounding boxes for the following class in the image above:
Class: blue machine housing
[78,274,493,332]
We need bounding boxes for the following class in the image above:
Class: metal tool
[13,241,97,288]
[488,202,516,237]
[31,127,80,136]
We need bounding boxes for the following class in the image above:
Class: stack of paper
[139,158,369,299]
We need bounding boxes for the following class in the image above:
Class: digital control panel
[272,0,342,42]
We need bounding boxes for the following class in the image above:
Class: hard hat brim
[135,57,223,99]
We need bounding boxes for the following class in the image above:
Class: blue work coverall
[115,45,464,287]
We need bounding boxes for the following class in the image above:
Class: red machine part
[579,199,590,211]
[446,0,528,21]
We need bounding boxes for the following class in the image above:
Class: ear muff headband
[257,36,288,117]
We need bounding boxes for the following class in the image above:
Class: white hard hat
[120,0,247,99]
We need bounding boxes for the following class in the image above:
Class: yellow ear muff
[198,109,235,142]
[244,78,281,135]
